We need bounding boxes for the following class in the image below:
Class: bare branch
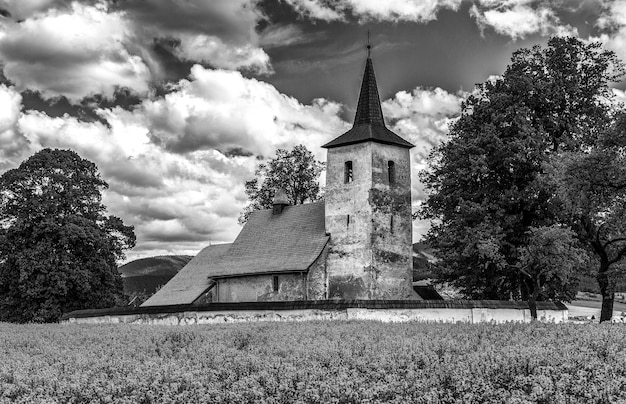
[517,265,534,280]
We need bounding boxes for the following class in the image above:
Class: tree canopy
[420,37,625,319]
[0,149,135,322]
[544,115,626,321]
[239,144,324,223]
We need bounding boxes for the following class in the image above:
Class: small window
[273,275,279,292]
[347,214,350,227]
[388,161,395,184]
[344,161,353,183]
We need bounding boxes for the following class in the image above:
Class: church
[142,52,419,307]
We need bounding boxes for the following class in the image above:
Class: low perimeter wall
[62,300,568,325]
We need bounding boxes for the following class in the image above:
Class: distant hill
[118,255,193,296]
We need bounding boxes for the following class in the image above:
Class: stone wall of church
[307,243,329,300]
[216,274,306,302]
[324,142,417,300]
[325,142,375,299]
[369,143,416,299]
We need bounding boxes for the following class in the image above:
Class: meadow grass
[1,321,625,403]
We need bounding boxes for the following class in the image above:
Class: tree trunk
[528,286,539,320]
[597,261,615,323]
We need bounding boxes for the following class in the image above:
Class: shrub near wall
[1,321,625,403]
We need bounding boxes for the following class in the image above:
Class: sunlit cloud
[0,2,151,101]
[470,0,577,40]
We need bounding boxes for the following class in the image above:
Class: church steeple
[322,51,414,149]
[323,40,416,300]
[353,57,385,126]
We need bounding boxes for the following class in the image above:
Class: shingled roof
[141,243,231,306]
[212,201,328,277]
[142,202,329,306]
[323,57,414,149]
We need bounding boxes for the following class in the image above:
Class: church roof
[323,57,414,149]
[142,201,329,306]
[141,243,232,307]
[211,201,328,277]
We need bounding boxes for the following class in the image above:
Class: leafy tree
[544,117,626,321]
[420,37,624,308]
[470,224,585,319]
[239,144,324,223]
[0,149,135,323]
[516,225,588,319]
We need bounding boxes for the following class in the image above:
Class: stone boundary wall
[63,300,568,324]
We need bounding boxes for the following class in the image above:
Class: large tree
[420,37,624,314]
[0,149,135,323]
[544,116,626,321]
[239,144,324,223]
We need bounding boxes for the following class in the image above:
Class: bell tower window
[273,275,279,292]
[388,161,395,184]
[344,161,353,183]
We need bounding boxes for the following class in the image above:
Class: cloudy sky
[1,0,626,262]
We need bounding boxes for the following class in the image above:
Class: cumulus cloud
[0,62,466,256]
[381,86,464,240]
[12,104,259,259]
[470,0,577,39]
[593,0,626,65]
[283,0,577,39]
[175,34,271,74]
[114,0,260,45]
[0,84,26,162]
[283,0,345,21]
[383,86,463,165]
[114,0,271,76]
[0,0,271,102]
[143,64,347,157]
[347,0,463,22]
[381,86,463,239]
[0,0,69,20]
[0,2,151,101]
[284,0,462,22]
[0,64,355,260]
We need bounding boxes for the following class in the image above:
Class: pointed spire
[322,44,414,149]
[353,57,385,127]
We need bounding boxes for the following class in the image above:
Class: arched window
[388,161,395,184]
[345,161,353,183]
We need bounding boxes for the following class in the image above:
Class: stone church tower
[323,53,417,300]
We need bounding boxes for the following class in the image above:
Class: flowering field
[1,321,625,403]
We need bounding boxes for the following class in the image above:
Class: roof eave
[209,270,309,279]
[322,138,415,149]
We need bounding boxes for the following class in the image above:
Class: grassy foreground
[1,321,625,403]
